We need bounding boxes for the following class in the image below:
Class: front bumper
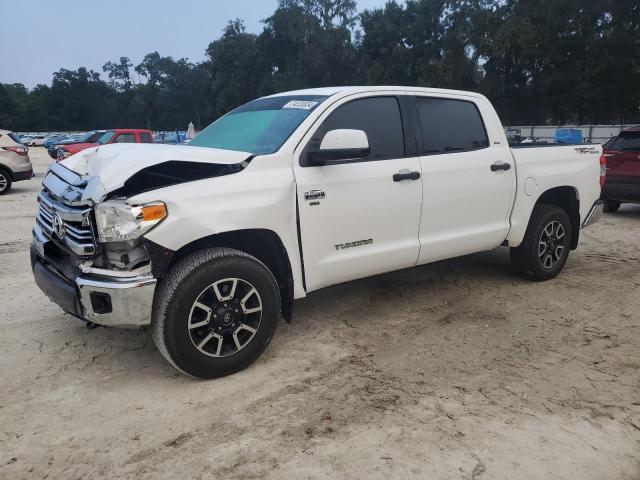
[31,232,156,329]
[581,200,604,228]
[75,273,156,329]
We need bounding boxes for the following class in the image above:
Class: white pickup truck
[31,86,605,378]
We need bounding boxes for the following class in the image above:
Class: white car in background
[23,135,46,147]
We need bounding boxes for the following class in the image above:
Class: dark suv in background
[602,127,640,212]
[47,130,106,159]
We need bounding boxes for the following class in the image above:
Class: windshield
[77,131,98,142]
[97,131,116,145]
[87,131,104,143]
[189,95,328,155]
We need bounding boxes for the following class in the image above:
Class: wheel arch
[167,229,295,322]
[533,186,580,250]
[0,163,14,180]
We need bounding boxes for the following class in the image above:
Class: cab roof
[265,85,486,100]
[109,128,153,133]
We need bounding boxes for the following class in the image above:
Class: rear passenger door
[294,95,423,292]
[413,95,515,264]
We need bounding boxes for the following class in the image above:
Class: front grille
[36,192,97,257]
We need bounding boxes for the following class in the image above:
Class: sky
[0,0,389,88]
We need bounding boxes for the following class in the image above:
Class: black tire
[0,169,12,195]
[151,248,281,379]
[510,204,572,281]
[603,200,621,213]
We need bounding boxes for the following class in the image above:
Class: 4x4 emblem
[304,189,326,201]
[52,213,65,239]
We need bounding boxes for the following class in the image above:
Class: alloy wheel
[538,220,566,269]
[0,173,8,192]
[187,278,262,357]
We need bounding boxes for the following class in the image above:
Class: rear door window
[140,133,153,143]
[414,97,489,155]
[8,132,22,144]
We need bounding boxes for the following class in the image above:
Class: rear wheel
[603,200,621,213]
[510,204,572,281]
[152,248,281,379]
[0,169,12,195]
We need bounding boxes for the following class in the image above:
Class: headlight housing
[94,200,167,243]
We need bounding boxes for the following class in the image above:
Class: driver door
[293,95,423,292]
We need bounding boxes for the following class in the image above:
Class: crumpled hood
[60,143,252,201]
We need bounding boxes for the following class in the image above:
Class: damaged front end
[31,162,162,328]
[31,148,252,329]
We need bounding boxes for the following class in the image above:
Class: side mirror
[308,129,370,164]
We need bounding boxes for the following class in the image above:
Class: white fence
[504,125,637,144]
[19,124,639,145]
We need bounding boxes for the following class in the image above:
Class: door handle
[393,171,421,182]
[490,162,511,172]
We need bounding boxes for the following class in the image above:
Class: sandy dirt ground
[1,148,639,480]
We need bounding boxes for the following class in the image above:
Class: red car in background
[601,127,640,212]
[57,129,154,160]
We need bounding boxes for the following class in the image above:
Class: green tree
[260,0,358,90]
[1,0,638,130]
[103,56,135,91]
[205,20,271,119]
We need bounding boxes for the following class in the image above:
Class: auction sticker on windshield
[282,100,318,110]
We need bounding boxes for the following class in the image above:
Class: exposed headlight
[94,200,167,243]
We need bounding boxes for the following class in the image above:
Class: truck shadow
[53,247,518,381]
[608,204,640,217]
[292,247,514,329]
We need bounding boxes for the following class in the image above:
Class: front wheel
[151,248,281,379]
[510,204,572,281]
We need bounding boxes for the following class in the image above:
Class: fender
[150,229,296,323]
[508,185,580,249]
